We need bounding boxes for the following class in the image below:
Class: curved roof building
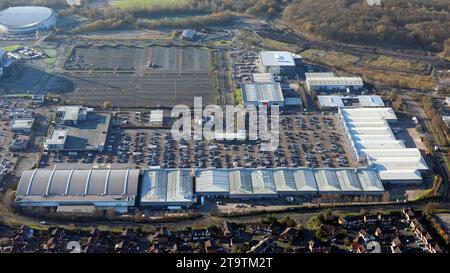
[0,6,56,34]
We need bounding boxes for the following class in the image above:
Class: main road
[404,98,450,202]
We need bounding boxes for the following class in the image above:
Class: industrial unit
[181,29,196,40]
[44,106,111,152]
[11,118,34,134]
[16,167,385,211]
[252,73,275,84]
[318,96,344,109]
[305,72,364,92]
[242,82,285,107]
[150,110,164,126]
[194,168,384,199]
[357,95,385,107]
[259,51,301,77]
[15,168,140,212]
[338,107,428,184]
[140,169,194,207]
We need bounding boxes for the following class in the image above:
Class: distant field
[1,45,23,52]
[110,0,185,9]
[302,49,435,90]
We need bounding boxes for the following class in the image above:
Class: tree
[106,208,116,219]
[423,202,442,216]
[382,191,391,202]
[393,96,404,111]
[281,216,297,227]
[0,189,15,211]
[103,101,112,109]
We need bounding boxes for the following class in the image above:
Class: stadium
[0,6,57,34]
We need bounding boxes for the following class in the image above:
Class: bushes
[283,0,450,51]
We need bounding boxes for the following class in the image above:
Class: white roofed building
[338,107,428,184]
[305,72,363,92]
[150,110,164,126]
[318,95,344,109]
[140,169,194,207]
[11,118,34,134]
[242,82,284,107]
[252,73,275,84]
[195,169,230,196]
[358,95,385,107]
[259,51,300,77]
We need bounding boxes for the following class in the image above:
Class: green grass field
[212,40,231,47]
[1,44,23,52]
[110,0,185,9]
[42,47,57,58]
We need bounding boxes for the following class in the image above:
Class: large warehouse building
[259,51,301,77]
[140,169,195,207]
[305,72,364,93]
[0,6,57,35]
[15,168,140,212]
[338,107,429,184]
[242,82,285,107]
[16,167,385,211]
[44,106,111,152]
[194,167,385,198]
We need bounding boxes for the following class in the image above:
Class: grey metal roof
[16,169,139,204]
[140,169,194,204]
[357,95,385,107]
[318,96,344,108]
[242,83,284,103]
[195,169,230,193]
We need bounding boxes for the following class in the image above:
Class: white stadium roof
[0,6,54,29]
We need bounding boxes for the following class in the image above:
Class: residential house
[173,243,193,253]
[402,208,415,223]
[308,240,331,253]
[223,221,233,238]
[205,239,220,253]
[247,238,273,253]
[278,227,299,243]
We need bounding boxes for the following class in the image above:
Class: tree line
[282,0,450,52]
